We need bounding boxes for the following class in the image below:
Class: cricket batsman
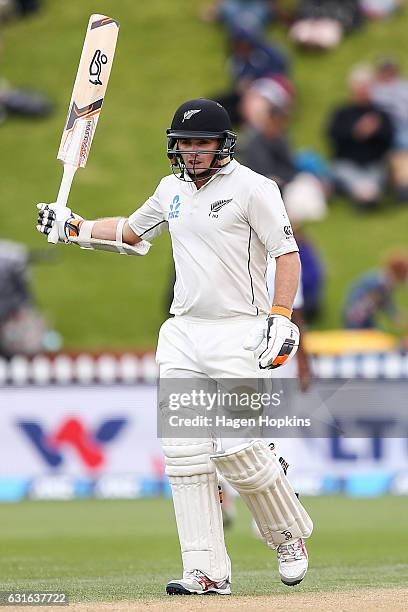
[36,98,313,595]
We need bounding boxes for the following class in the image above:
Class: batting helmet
[167,98,236,179]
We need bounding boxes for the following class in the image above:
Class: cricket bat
[48,14,119,244]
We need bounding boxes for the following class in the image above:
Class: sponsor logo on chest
[169,195,181,219]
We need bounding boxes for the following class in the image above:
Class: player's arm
[81,217,142,245]
[246,252,301,370]
[243,180,301,369]
[36,205,149,255]
[273,251,301,312]
[36,183,167,255]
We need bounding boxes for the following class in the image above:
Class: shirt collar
[199,159,239,186]
[216,158,239,175]
[201,159,239,190]
[184,159,239,193]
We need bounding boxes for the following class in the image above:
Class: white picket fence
[0,351,407,384]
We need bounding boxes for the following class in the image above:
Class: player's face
[177,138,220,175]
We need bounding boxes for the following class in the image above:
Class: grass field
[0,496,407,605]
[1,1,408,348]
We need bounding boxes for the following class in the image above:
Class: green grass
[0,497,407,600]
[1,1,408,347]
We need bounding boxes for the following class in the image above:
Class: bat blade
[57,14,119,168]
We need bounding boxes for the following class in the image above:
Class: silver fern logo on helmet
[182,109,202,122]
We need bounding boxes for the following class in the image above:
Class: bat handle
[48,164,78,244]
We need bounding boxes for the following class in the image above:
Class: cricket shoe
[277,537,308,586]
[166,570,231,595]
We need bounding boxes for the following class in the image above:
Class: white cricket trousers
[156,314,269,379]
[157,314,269,582]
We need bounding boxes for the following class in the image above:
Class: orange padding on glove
[272,354,290,366]
[270,305,292,319]
[68,218,82,238]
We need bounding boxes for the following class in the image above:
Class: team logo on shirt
[284,225,293,237]
[209,198,233,218]
[169,195,181,219]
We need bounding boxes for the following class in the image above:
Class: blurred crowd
[201,1,402,45]
[198,0,408,338]
[1,2,407,357]
[0,0,55,356]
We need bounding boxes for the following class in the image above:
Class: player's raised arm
[36,180,168,256]
[36,205,150,255]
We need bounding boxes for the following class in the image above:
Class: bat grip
[48,164,78,244]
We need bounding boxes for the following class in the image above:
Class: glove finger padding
[36,203,56,236]
[259,315,299,369]
[35,202,82,243]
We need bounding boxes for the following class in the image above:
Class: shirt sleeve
[128,181,168,241]
[247,178,299,257]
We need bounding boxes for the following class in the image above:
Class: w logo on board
[18,417,127,470]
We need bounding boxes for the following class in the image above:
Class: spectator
[239,76,327,220]
[0,240,61,356]
[343,251,408,330]
[297,230,325,324]
[359,0,401,19]
[15,0,41,15]
[372,58,408,202]
[0,0,41,23]
[239,77,327,322]
[289,0,363,50]
[0,0,52,122]
[214,27,289,124]
[327,65,394,210]
[239,76,296,185]
[200,0,278,34]
[238,83,326,323]
[0,81,52,121]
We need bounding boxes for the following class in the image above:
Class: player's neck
[191,167,220,190]
[194,176,212,189]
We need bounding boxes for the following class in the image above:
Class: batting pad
[212,439,313,549]
[162,438,231,582]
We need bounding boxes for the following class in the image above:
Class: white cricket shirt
[128,160,298,318]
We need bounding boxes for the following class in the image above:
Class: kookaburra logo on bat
[89,50,108,85]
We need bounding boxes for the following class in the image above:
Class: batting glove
[36,203,83,244]
[243,314,300,369]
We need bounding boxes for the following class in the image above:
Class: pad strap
[71,218,151,256]
[115,218,127,255]
[78,220,95,248]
